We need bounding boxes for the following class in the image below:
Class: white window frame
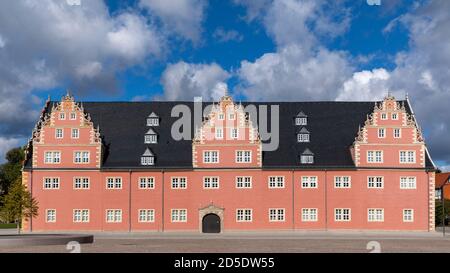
[228,113,235,120]
[73,209,89,223]
[334,208,351,222]
[368,176,384,189]
[71,128,79,139]
[403,209,414,222]
[44,151,61,164]
[144,134,157,144]
[203,150,219,164]
[393,128,401,138]
[400,151,416,164]
[138,209,155,223]
[301,208,318,222]
[268,176,285,189]
[141,156,155,166]
[73,177,90,189]
[43,177,60,189]
[236,176,252,188]
[218,113,224,120]
[367,151,383,163]
[295,117,307,126]
[400,176,417,189]
[269,208,285,222]
[231,128,239,139]
[70,112,76,120]
[55,128,64,139]
[59,112,66,120]
[236,209,252,222]
[139,177,155,189]
[171,209,187,222]
[368,208,384,222]
[203,176,220,189]
[147,117,159,126]
[236,150,252,163]
[378,128,386,138]
[297,133,310,143]
[300,155,314,164]
[301,176,318,188]
[334,176,351,188]
[380,113,387,120]
[106,209,122,223]
[392,113,398,120]
[215,127,223,139]
[171,177,187,189]
[106,177,122,189]
[74,151,90,164]
[46,209,56,223]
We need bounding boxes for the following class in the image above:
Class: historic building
[22,92,437,232]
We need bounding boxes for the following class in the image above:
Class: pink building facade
[22,93,437,232]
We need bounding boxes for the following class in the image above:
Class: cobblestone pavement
[1,230,450,253]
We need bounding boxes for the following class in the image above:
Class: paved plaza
[1,230,450,253]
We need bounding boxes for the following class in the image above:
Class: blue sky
[0,0,449,169]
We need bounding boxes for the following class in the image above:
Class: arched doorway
[202,213,221,233]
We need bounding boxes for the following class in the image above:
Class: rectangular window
[147,118,159,126]
[381,113,387,120]
[378,128,385,138]
[393,128,401,138]
[368,208,384,222]
[403,209,414,222]
[73,209,89,223]
[236,150,251,163]
[106,177,122,189]
[139,177,155,189]
[43,177,60,189]
[301,176,318,188]
[215,127,223,139]
[138,209,155,223]
[301,208,318,222]
[229,113,235,120]
[55,128,63,139]
[203,177,219,189]
[269,208,285,222]
[236,176,252,188]
[71,128,79,139]
[106,209,122,223]
[203,151,219,163]
[74,177,90,189]
[334,208,351,222]
[297,133,310,142]
[392,113,398,120]
[171,209,187,222]
[295,117,307,125]
[171,177,187,189]
[141,156,154,165]
[334,176,351,188]
[400,151,416,163]
[268,176,285,188]
[236,209,252,222]
[59,112,66,120]
[44,151,61,164]
[218,113,224,120]
[144,134,157,144]
[231,128,238,139]
[300,155,314,164]
[368,176,384,189]
[74,151,89,164]
[400,177,417,189]
[70,112,76,120]
[367,151,383,163]
[46,209,56,223]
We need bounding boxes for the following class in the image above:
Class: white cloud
[139,0,206,43]
[0,137,23,163]
[336,68,392,101]
[213,28,243,43]
[161,61,230,101]
[0,0,165,158]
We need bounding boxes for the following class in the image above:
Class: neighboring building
[22,93,437,232]
[435,173,450,200]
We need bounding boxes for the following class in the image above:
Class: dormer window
[300,148,314,164]
[141,148,155,166]
[147,112,159,126]
[144,128,158,144]
[295,111,307,126]
[297,127,310,143]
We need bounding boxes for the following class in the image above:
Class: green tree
[0,147,25,196]
[435,199,450,226]
[0,179,39,234]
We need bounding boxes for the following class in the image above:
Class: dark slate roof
[24,100,435,170]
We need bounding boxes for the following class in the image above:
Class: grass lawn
[0,223,17,229]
